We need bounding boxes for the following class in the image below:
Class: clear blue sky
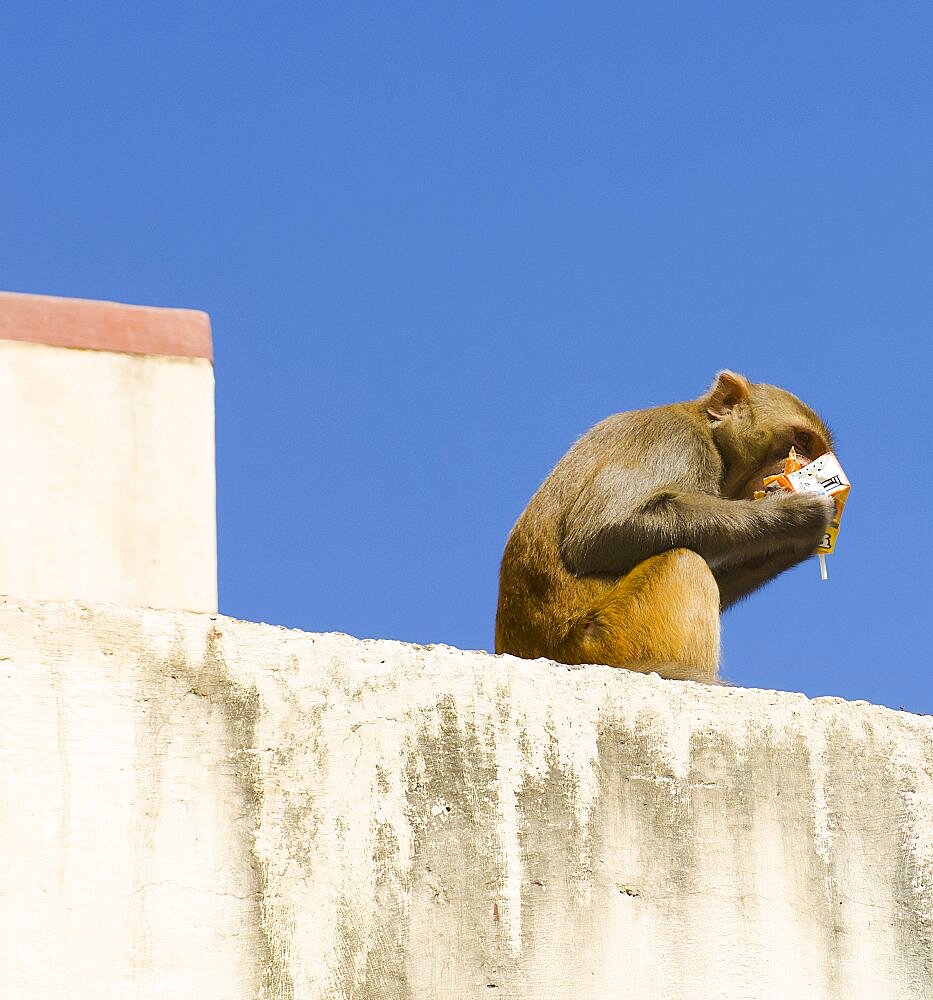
[2,4,930,713]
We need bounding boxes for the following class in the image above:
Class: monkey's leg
[714,546,811,609]
[560,548,721,682]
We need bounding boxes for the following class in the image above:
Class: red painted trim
[0,291,213,361]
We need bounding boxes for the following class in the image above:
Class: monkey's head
[703,370,833,500]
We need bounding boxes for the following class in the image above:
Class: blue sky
[2,4,930,713]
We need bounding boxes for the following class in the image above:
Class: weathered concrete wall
[1,598,931,999]
[0,292,216,612]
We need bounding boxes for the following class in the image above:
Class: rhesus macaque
[494,371,835,682]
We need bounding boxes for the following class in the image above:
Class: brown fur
[495,372,834,681]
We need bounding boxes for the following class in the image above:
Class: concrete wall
[0,292,216,612]
[2,597,931,999]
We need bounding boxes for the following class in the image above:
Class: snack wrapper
[784,453,850,556]
[754,450,851,579]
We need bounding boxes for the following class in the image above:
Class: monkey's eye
[794,431,813,454]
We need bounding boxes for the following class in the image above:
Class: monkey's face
[736,434,826,500]
[705,376,833,501]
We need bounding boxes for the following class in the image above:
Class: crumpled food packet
[754,449,851,580]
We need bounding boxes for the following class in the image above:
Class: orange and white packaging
[755,450,851,580]
[784,453,851,559]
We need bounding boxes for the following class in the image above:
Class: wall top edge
[0,594,926,727]
[0,291,213,361]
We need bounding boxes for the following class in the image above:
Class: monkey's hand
[760,490,835,545]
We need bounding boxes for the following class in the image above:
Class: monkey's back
[495,403,720,660]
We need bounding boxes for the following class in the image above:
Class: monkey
[494,371,836,682]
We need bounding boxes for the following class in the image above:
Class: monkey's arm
[561,480,833,581]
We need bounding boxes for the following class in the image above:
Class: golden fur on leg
[555,549,720,682]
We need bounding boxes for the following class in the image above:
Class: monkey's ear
[706,370,751,420]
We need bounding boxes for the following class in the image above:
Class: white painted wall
[0,340,216,612]
[1,598,930,999]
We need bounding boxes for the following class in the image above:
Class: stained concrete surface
[1,598,931,999]
[0,338,216,612]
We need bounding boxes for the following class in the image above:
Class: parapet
[0,291,216,612]
[2,597,931,998]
